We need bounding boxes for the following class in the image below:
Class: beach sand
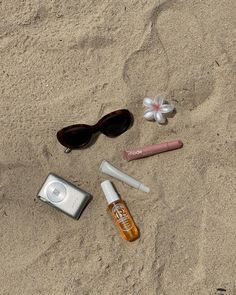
[0,0,236,294]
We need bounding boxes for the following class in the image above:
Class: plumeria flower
[143,96,175,124]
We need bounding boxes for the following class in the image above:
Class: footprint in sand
[123,30,169,98]
[123,1,215,112]
[227,111,236,140]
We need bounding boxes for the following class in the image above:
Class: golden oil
[101,180,139,242]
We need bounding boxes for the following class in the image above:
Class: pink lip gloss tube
[123,139,183,161]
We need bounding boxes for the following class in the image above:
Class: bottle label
[112,203,134,231]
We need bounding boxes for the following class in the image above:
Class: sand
[0,0,236,294]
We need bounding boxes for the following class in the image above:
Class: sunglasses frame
[57,109,133,152]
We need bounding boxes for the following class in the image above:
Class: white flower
[143,96,175,124]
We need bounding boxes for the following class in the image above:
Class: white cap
[101,180,120,204]
[139,183,150,193]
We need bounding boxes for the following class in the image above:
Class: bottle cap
[101,180,120,204]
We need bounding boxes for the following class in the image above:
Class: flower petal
[155,96,164,106]
[160,104,175,113]
[143,97,154,107]
[154,111,166,124]
[144,109,155,121]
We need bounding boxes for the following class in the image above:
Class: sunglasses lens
[57,125,92,149]
[101,110,133,137]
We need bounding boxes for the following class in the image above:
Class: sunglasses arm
[64,148,72,153]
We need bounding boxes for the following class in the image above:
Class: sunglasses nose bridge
[93,122,102,134]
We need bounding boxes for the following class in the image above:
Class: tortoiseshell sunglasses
[57,109,133,153]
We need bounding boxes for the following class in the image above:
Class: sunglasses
[57,109,134,152]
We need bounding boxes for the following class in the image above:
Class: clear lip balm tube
[101,180,139,242]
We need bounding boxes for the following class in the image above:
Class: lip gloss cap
[101,180,120,204]
[139,183,150,193]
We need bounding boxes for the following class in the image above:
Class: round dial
[46,182,67,203]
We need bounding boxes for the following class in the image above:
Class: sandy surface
[0,0,236,294]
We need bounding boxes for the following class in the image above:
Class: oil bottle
[101,180,139,241]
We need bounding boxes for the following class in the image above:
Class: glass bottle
[101,180,139,241]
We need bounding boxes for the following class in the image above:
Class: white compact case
[37,173,92,219]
